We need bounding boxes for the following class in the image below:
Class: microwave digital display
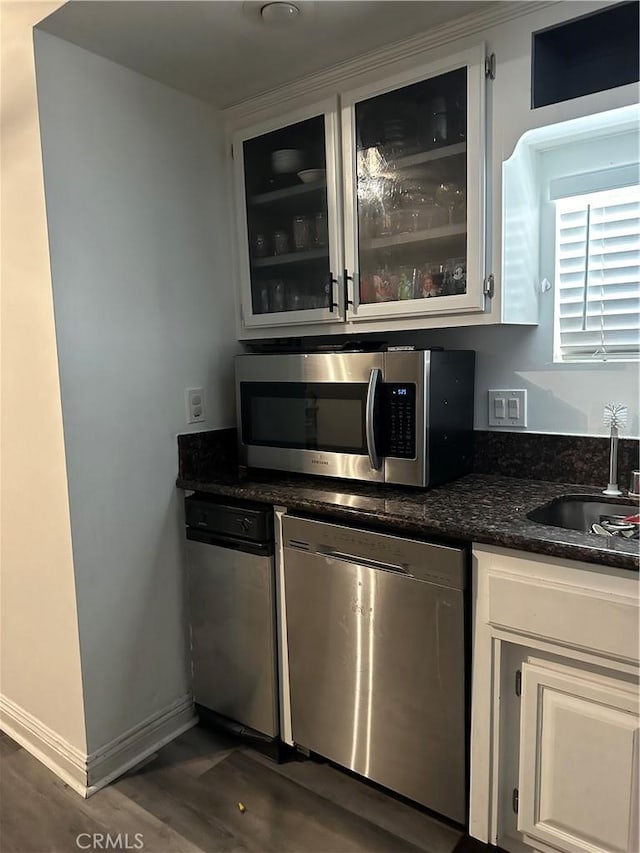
[380,384,416,459]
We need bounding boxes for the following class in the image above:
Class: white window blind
[554,184,640,362]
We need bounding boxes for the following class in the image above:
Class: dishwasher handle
[365,368,382,471]
[318,547,411,576]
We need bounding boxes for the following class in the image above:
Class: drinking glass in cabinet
[271,279,285,312]
[309,289,329,309]
[292,216,311,251]
[252,233,269,258]
[255,281,271,314]
[286,289,305,311]
[435,182,465,225]
[449,92,467,145]
[313,212,328,247]
[273,230,290,255]
[427,96,448,148]
[390,208,420,235]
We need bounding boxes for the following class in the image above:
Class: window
[554,184,640,363]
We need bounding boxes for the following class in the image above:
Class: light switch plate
[488,389,527,427]
[186,387,205,424]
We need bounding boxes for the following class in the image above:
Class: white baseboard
[0,694,88,795]
[0,693,196,798]
[86,694,196,795]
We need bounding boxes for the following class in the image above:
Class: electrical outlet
[488,389,527,427]
[186,387,205,424]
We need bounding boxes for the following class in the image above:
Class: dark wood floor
[0,725,470,853]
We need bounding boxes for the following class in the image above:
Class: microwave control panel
[383,384,416,459]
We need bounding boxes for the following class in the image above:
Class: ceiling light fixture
[260,2,300,26]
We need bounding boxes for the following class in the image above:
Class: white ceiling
[37,1,494,109]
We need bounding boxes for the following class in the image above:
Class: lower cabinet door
[518,659,639,853]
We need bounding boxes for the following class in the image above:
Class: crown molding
[223,1,557,124]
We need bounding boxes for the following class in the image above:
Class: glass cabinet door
[234,101,343,328]
[342,47,486,320]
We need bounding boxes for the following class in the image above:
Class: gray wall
[35,31,238,752]
[382,326,640,438]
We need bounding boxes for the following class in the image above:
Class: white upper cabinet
[341,45,487,322]
[232,98,344,330]
[230,46,489,337]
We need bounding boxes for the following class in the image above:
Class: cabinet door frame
[470,544,640,848]
[232,96,345,329]
[341,43,487,322]
[518,657,639,853]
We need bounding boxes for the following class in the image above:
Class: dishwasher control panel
[185,494,272,543]
[283,515,465,590]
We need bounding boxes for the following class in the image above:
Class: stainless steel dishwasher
[282,515,467,823]
[186,495,278,738]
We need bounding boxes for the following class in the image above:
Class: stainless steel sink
[528,495,639,532]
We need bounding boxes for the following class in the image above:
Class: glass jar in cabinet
[232,98,344,328]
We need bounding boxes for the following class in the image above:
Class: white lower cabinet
[518,659,639,853]
[470,545,640,853]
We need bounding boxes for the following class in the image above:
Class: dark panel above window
[532,1,640,109]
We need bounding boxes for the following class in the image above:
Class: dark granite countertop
[177,472,639,572]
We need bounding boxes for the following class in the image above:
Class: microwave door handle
[365,368,382,471]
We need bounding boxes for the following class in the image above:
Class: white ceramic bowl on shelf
[271,149,304,174]
[297,169,326,184]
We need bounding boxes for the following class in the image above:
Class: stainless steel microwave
[236,349,475,488]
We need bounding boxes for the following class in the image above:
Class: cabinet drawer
[488,574,639,662]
